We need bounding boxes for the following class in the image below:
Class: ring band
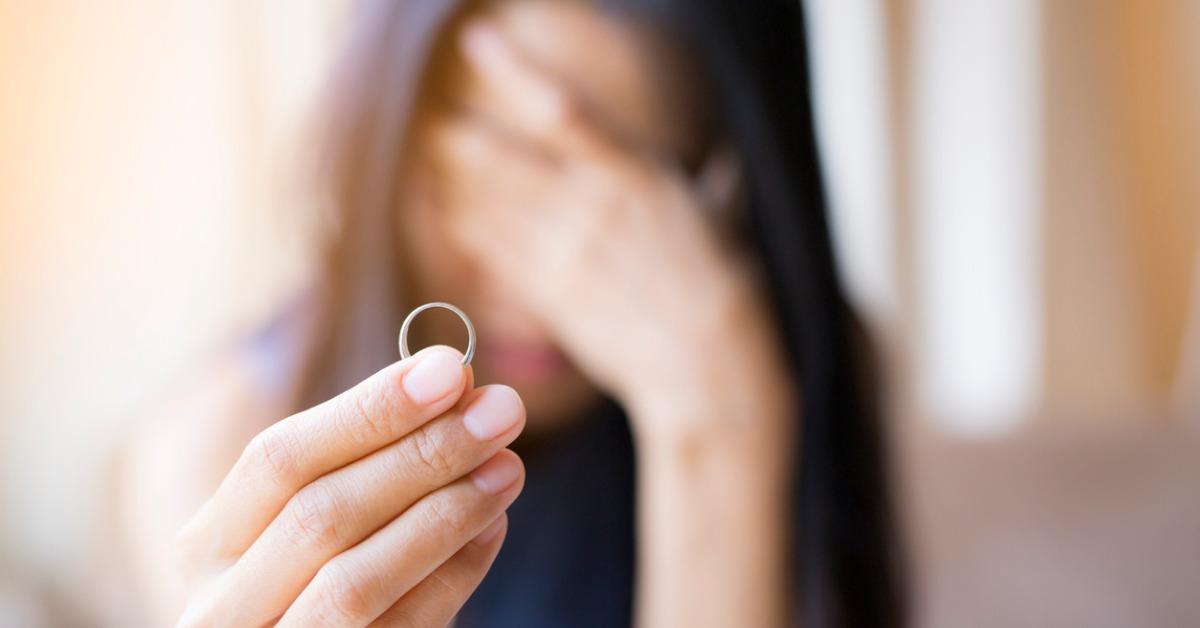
[398,302,476,365]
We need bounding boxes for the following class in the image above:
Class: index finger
[179,346,472,562]
[457,19,628,169]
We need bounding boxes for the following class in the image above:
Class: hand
[424,20,791,438]
[173,347,525,627]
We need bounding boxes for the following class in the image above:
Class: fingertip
[462,384,526,441]
[421,343,474,391]
[469,449,525,496]
[402,346,467,405]
[412,343,466,363]
[471,513,508,546]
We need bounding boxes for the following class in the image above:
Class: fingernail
[470,454,522,495]
[462,386,524,441]
[402,349,464,404]
[472,515,506,545]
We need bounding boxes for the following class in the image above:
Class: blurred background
[1,0,1197,626]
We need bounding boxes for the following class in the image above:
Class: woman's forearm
[629,357,797,628]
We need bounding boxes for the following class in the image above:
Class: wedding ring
[398,302,476,365]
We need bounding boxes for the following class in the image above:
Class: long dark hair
[280,0,906,625]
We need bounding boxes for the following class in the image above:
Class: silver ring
[398,302,476,365]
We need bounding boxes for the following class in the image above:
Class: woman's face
[400,0,709,431]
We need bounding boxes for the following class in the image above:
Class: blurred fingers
[457,19,629,171]
[424,115,566,277]
[427,113,554,208]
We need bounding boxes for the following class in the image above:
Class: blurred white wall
[908,0,1042,435]
[0,1,342,621]
[810,0,1045,435]
[808,0,1200,433]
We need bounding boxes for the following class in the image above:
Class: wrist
[631,374,795,628]
[626,358,797,476]
[623,313,797,449]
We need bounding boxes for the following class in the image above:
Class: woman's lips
[478,339,569,382]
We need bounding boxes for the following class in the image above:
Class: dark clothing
[458,399,636,628]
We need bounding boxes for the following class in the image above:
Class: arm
[628,294,797,628]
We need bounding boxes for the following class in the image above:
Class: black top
[458,398,636,628]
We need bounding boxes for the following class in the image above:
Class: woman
[117,0,905,626]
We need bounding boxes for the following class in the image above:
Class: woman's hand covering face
[420,20,780,437]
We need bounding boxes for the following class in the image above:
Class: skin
[117,1,797,626]
[166,345,527,627]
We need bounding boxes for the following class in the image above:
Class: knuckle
[312,559,374,624]
[336,385,396,445]
[282,481,345,550]
[422,492,476,539]
[400,425,456,478]
[244,427,302,489]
